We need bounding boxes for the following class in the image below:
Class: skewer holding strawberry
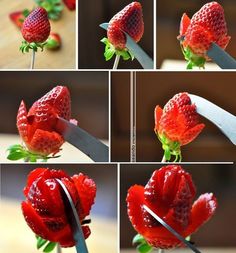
[20,7,51,69]
[101,2,144,69]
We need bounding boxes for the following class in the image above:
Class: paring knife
[206,43,236,69]
[100,23,154,69]
[56,179,88,253]
[189,94,236,145]
[179,35,236,69]
[143,205,201,253]
[55,117,109,162]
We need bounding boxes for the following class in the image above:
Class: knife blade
[55,117,109,162]
[56,179,88,253]
[100,23,154,69]
[189,94,236,145]
[206,43,236,69]
[143,205,201,253]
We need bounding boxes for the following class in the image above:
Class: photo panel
[0,71,109,163]
[0,163,118,253]
[120,163,236,252]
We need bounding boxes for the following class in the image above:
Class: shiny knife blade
[100,23,154,69]
[55,117,109,162]
[143,205,201,253]
[189,94,236,145]
[207,43,236,69]
[56,179,88,253]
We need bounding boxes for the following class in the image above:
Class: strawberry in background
[9,9,30,29]
[46,32,62,49]
[7,86,76,162]
[154,92,205,162]
[127,165,217,251]
[101,2,144,61]
[178,1,231,69]
[63,0,76,11]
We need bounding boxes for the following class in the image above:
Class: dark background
[111,71,236,162]
[79,0,153,69]
[0,71,108,139]
[120,163,236,248]
[1,163,117,218]
[157,0,236,68]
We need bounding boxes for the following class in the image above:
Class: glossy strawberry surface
[21,7,51,43]
[107,2,144,50]
[127,165,217,249]
[22,168,96,247]
[178,2,230,68]
[17,86,71,156]
[155,92,205,146]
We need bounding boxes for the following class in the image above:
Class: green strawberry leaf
[133,234,153,253]
[34,0,63,20]
[20,41,47,53]
[101,37,135,62]
[137,243,153,253]
[6,144,61,162]
[22,9,30,17]
[43,242,57,252]
[37,237,48,249]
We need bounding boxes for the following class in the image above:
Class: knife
[189,94,236,145]
[143,205,201,253]
[206,43,236,69]
[100,23,154,69]
[55,117,109,162]
[56,179,89,253]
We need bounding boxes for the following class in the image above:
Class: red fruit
[127,165,217,249]
[107,2,144,50]
[21,7,51,43]
[178,2,230,69]
[46,32,61,49]
[17,86,71,156]
[9,11,26,29]
[22,168,96,247]
[154,92,205,160]
[63,0,76,10]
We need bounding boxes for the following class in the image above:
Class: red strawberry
[127,165,217,249]
[16,86,71,157]
[21,7,51,43]
[101,2,144,61]
[154,92,205,161]
[63,0,76,11]
[46,32,61,49]
[178,2,230,69]
[9,9,30,29]
[22,168,96,247]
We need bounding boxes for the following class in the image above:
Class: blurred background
[157,0,236,69]
[0,71,108,162]
[111,71,236,162]
[0,163,117,253]
[120,163,236,250]
[0,0,75,69]
[79,0,153,69]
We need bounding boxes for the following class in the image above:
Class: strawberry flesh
[22,168,96,247]
[17,86,72,156]
[127,165,217,249]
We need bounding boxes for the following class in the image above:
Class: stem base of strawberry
[20,41,47,53]
[101,37,134,61]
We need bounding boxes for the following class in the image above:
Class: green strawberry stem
[7,144,61,162]
[113,54,120,69]
[31,50,36,69]
[161,155,166,163]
